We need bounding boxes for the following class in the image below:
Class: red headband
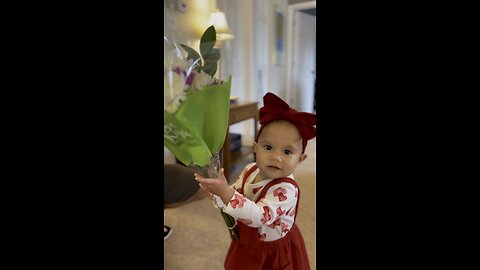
[255,92,316,153]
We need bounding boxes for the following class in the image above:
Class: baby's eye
[284,149,293,155]
[263,145,272,150]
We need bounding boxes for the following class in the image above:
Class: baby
[195,92,316,269]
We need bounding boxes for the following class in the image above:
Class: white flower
[164,56,198,73]
[164,47,188,69]
[192,69,215,90]
[164,71,188,113]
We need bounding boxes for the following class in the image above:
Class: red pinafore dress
[224,165,311,270]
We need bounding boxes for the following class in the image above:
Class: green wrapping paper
[164,77,231,167]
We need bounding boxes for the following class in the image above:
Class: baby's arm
[195,163,254,208]
[194,168,234,205]
[222,182,298,228]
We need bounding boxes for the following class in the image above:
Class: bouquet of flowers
[164,25,238,240]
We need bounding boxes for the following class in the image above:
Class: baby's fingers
[198,183,208,190]
[218,168,227,181]
[194,173,218,185]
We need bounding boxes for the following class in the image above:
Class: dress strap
[240,164,258,194]
[255,178,301,223]
[240,166,301,223]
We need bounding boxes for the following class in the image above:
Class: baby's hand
[194,168,233,204]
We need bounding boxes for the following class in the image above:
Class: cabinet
[222,101,258,181]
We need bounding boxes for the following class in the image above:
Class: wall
[163,0,215,49]
[227,0,288,143]
[268,0,288,101]
[163,0,292,144]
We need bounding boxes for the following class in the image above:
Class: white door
[292,10,316,113]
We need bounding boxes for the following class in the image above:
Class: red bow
[256,92,316,153]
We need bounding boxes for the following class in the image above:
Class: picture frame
[274,5,285,66]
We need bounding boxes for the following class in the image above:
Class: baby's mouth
[267,165,281,170]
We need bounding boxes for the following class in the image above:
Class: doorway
[285,1,316,113]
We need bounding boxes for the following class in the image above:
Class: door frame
[285,1,316,106]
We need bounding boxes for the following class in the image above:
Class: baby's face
[254,120,307,180]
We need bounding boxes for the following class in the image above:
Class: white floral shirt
[212,163,299,241]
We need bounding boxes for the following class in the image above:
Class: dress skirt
[224,222,310,270]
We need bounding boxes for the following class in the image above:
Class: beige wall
[163,0,215,49]
[163,0,295,141]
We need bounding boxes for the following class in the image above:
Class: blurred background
[164,0,316,146]
[164,0,316,268]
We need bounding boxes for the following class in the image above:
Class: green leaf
[200,25,217,58]
[180,26,220,77]
[200,25,220,77]
[180,44,202,67]
[200,35,220,76]
[203,61,217,77]
[203,48,220,62]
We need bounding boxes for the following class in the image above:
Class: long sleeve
[210,163,299,241]
[223,182,297,237]
[227,183,298,241]
[211,163,256,209]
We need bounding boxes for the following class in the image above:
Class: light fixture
[209,8,234,80]
[209,8,234,43]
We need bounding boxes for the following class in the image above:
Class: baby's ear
[299,154,307,163]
